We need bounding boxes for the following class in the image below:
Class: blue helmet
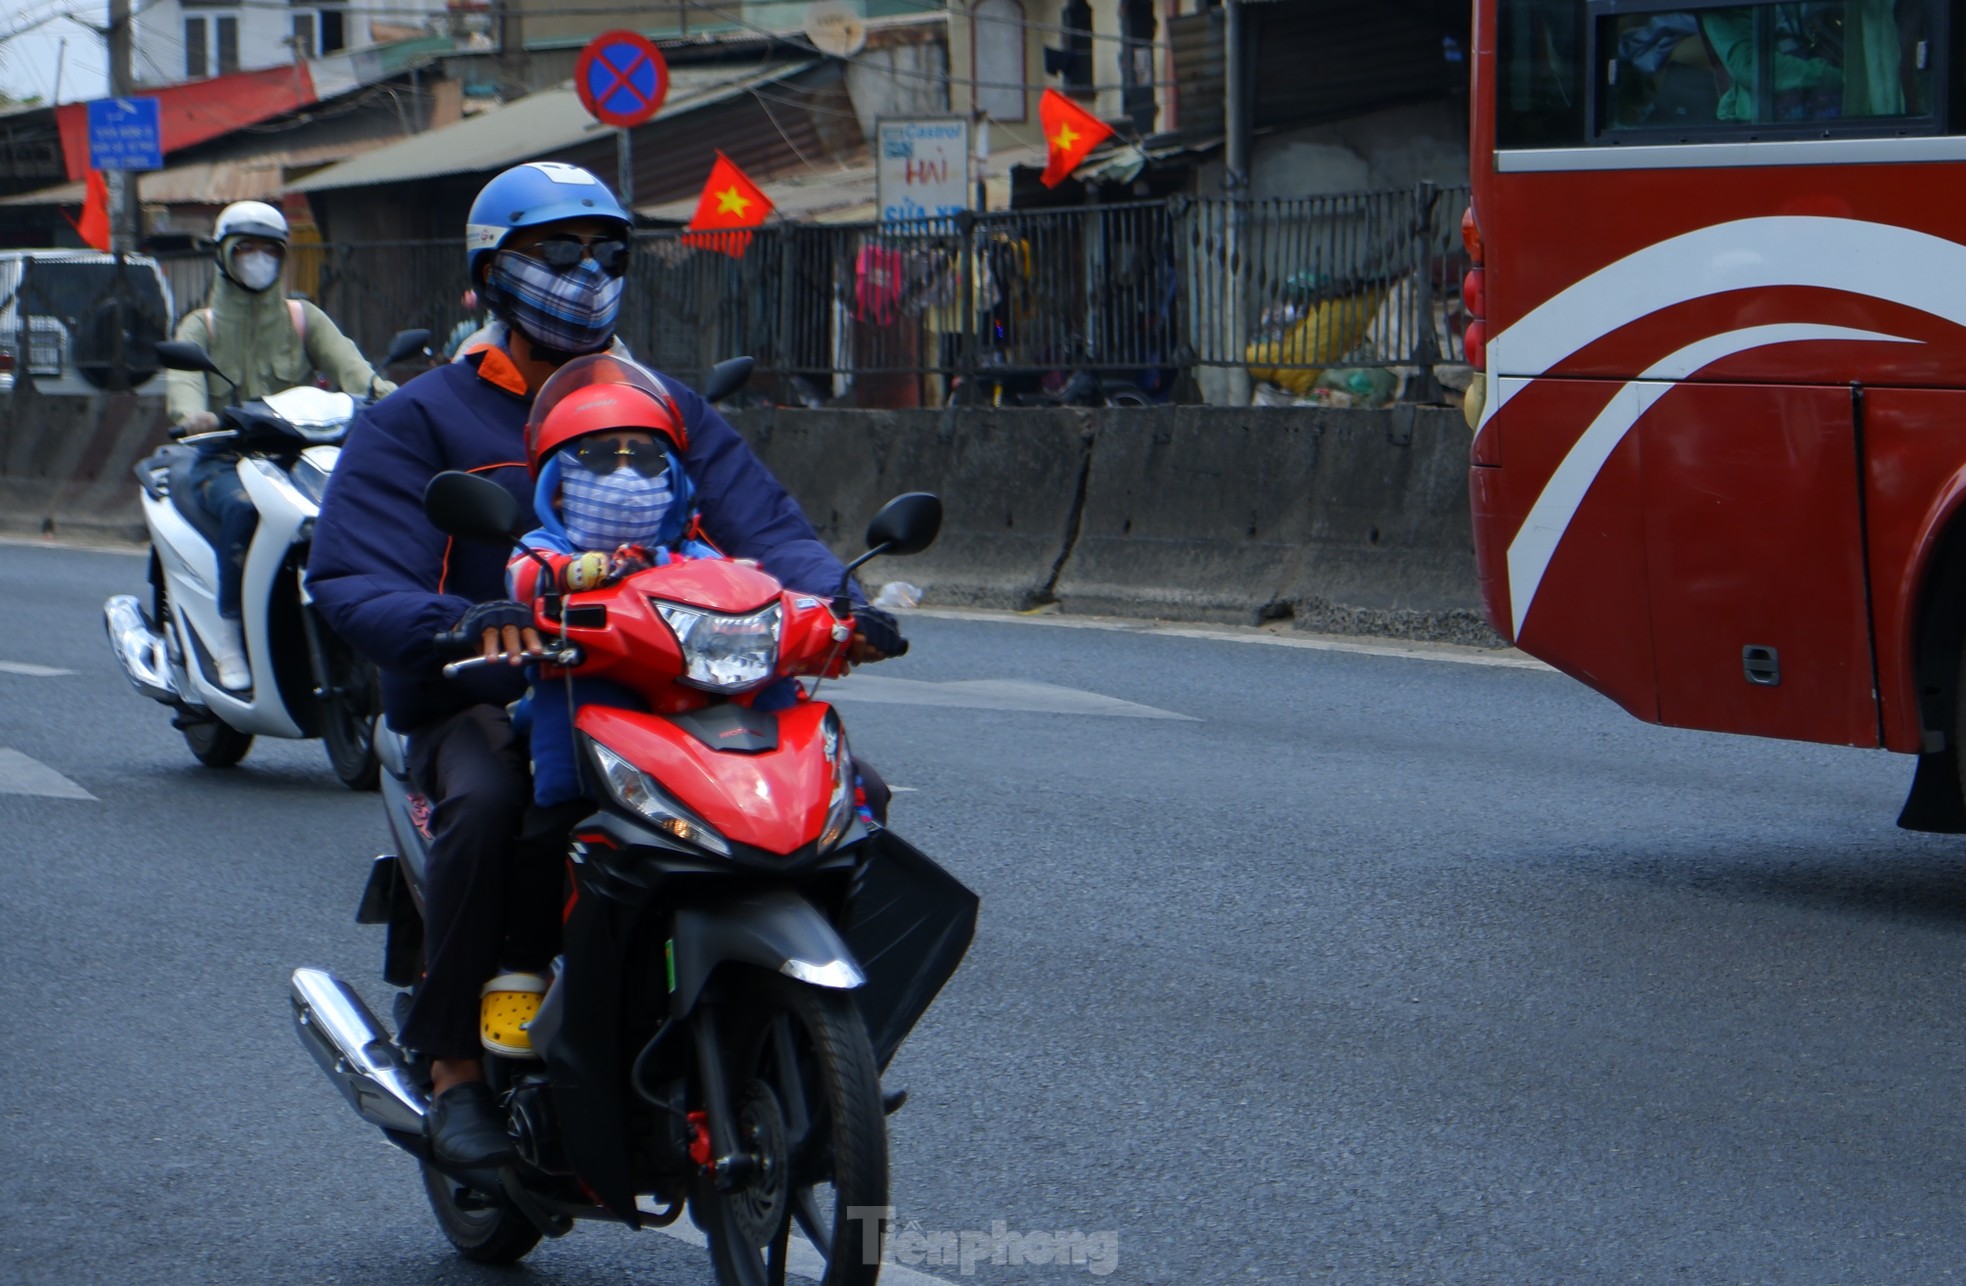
[465,161,632,283]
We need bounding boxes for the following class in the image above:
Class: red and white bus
[1464,0,1966,827]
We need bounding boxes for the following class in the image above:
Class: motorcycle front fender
[669,887,864,1017]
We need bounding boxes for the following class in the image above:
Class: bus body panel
[1864,390,1966,753]
[1490,377,1658,722]
[1470,0,1966,755]
[1639,381,1875,746]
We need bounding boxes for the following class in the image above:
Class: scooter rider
[304,161,904,1171]
[167,201,394,689]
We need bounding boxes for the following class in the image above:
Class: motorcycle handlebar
[440,645,581,680]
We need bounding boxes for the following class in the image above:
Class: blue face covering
[487,250,624,356]
[558,452,676,549]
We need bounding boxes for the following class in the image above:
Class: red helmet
[525,353,687,477]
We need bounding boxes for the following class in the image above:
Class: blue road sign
[575,31,669,129]
[87,97,163,172]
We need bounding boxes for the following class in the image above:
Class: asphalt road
[8,538,1966,1284]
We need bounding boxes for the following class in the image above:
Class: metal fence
[157,184,1471,407]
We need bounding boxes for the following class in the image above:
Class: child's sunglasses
[522,234,631,277]
[564,437,670,477]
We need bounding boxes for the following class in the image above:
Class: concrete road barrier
[731,403,1492,644]
[9,389,1489,643]
[0,386,168,544]
[727,406,1093,611]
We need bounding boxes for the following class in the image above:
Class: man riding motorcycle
[304,161,903,1171]
[168,201,394,688]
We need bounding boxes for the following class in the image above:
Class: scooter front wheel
[691,971,889,1286]
[181,712,253,767]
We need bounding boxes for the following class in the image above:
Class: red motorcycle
[292,473,975,1286]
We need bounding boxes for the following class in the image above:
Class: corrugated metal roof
[291,60,819,194]
[0,140,392,208]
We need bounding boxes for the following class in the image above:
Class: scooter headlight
[656,602,782,693]
[589,739,731,858]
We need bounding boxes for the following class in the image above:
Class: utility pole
[106,0,137,253]
[1222,0,1251,406]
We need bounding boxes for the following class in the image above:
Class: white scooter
[103,329,428,789]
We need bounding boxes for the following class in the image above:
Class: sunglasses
[519,234,631,277]
[565,437,670,477]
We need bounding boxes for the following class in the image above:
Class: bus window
[1498,0,1588,145]
[1593,1,1942,137]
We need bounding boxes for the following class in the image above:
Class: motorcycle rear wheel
[691,972,889,1286]
[419,1160,542,1264]
[320,644,380,791]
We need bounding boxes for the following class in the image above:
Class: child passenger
[507,363,738,808]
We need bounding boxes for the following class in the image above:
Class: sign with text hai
[875,118,970,226]
[86,97,162,172]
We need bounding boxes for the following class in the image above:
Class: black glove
[851,605,907,659]
[455,599,533,639]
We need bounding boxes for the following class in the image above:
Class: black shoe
[425,1082,516,1168]
[882,1086,908,1117]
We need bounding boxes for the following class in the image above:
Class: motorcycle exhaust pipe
[291,967,427,1136]
[102,595,177,704]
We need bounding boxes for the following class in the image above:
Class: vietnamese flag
[684,152,774,258]
[1039,88,1114,188]
[72,169,111,251]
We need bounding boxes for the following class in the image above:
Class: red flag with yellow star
[1039,89,1114,188]
[684,152,774,258]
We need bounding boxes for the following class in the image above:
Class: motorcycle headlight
[656,601,781,693]
[589,739,731,858]
[817,715,856,852]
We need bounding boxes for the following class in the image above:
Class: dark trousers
[187,454,257,620]
[401,704,563,1061]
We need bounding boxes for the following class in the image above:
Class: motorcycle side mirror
[836,493,942,606]
[155,339,219,374]
[701,356,754,405]
[864,492,942,557]
[381,328,432,368]
[157,339,240,404]
[423,470,523,545]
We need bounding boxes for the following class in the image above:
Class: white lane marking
[642,1205,960,1286]
[0,748,96,800]
[828,675,1197,721]
[902,607,1551,671]
[0,660,76,677]
[1503,323,1914,637]
[0,535,147,556]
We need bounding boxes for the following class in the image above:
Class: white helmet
[213,200,288,245]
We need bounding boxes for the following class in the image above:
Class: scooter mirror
[381,328,432,368]
[700,355,754,405]
[155,340,221,374]
[423,470,522,545]
[865,492,942,557]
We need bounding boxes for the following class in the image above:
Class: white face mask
[233,250,282,293]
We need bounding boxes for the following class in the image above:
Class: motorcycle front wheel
[155,573,253,768]
[319,643,380,791]
[691,971,889,1286]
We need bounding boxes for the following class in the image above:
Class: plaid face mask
[559,451,676,550]
[488,249,624,355]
